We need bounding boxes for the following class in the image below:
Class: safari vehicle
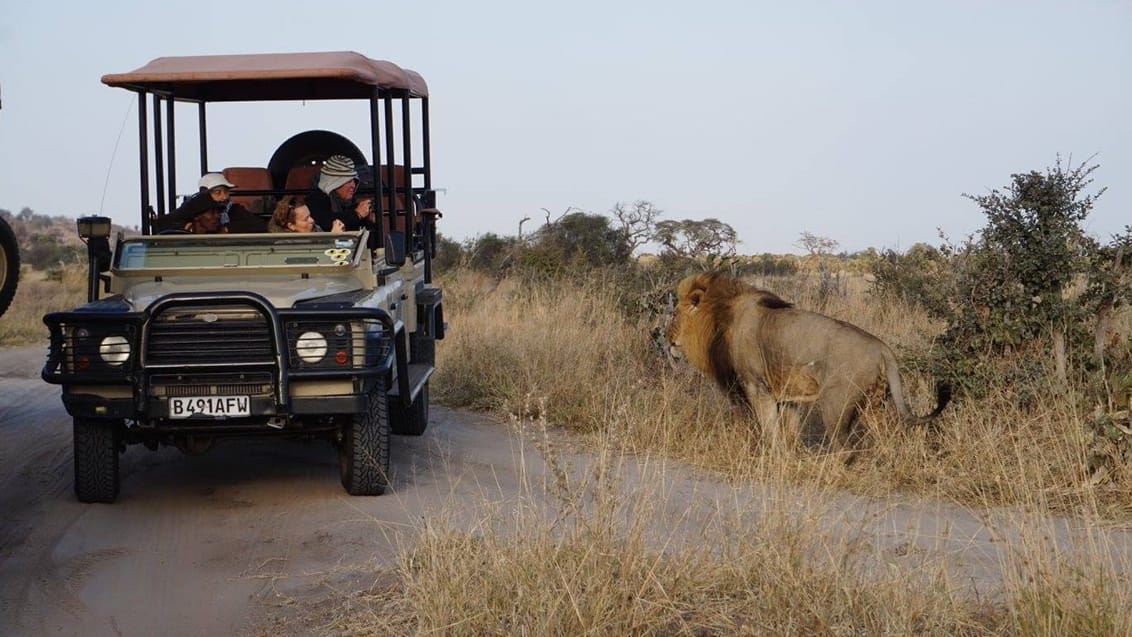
[41,52,445,503]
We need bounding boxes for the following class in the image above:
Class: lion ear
[687,289,704,307]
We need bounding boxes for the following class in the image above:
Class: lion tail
[883,348,951,426]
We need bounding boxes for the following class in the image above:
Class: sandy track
[3,344,1132,635]
[0,345,544,636]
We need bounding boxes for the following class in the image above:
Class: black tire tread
[73,418,120,503]
[339,378,391,495]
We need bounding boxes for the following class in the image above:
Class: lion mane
[666,272,950,449]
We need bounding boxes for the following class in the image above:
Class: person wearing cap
[305,155,377,238]
[198,173,267,233]
[156,191,226,234]
[156,173,267,234]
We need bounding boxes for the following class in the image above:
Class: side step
[389,363,433,405]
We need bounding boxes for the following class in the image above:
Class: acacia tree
[531,211,632,267]
[611,200,662,254]
[653,218,738,262]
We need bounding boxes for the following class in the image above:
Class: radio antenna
[99,97,134,215]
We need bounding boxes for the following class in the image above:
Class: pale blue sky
[0,1,1127,253]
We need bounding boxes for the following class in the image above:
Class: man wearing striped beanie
[307,155,376,237]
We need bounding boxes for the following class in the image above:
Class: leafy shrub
[869,242,955,321]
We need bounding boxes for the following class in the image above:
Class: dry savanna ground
[5,264,1132,635]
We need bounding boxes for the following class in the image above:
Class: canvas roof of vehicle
[101,51,428,101]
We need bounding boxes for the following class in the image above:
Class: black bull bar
[43,291,413,413]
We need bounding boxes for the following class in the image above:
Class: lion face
[665,281,709,367]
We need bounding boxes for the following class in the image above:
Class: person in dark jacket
[305,155,377,239]
[155,191,225,234]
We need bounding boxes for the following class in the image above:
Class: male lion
[666,272,950,449]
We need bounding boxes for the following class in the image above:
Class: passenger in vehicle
[157,173,267,234]
[198,173,268,233]
[306,155,377,235]
[268,196,345,233]
[157,193,225,234]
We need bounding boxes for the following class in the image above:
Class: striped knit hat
[318,155,358,194]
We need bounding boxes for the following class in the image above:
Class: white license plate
[169,395,251,419]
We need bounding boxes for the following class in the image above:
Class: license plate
[169,395,251,419]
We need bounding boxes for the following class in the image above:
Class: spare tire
[267,130,368,190]
[0,215,19,317]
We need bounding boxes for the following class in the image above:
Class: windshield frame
[111,231,366,274]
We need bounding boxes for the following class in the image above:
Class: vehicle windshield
[113,232,364,271]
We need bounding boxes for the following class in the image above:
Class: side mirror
[385,231,406,266]
[77,216,113,300]
[77,216,112,240]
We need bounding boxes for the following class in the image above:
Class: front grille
[146,304,274,366]
[149,372,274,398]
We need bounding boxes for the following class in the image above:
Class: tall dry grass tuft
[0,267,86,346]
[997,519,1132,637]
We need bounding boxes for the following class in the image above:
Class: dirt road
[3,344,1132,635]
[1,344,552,636]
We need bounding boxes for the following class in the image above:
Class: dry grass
[330,410,1000,636]
[327,408,1132,635]
[0,266,86,345]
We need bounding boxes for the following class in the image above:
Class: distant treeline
[0,207,132,271]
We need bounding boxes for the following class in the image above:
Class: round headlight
[296,331,328,363]
[99,335,131,365]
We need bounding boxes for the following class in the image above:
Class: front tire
[339,377,391,495]
[73,417,121,503]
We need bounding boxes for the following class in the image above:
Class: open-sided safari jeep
[42,52,445,502]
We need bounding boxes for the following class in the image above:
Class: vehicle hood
[121,276,368,311]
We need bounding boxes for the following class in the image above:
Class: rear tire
[392,330,434,436]
[0,216,19,318]
[410,330,436,366]
[392,382,429,436]
[339,377,391,495]
[73,417,121,503]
